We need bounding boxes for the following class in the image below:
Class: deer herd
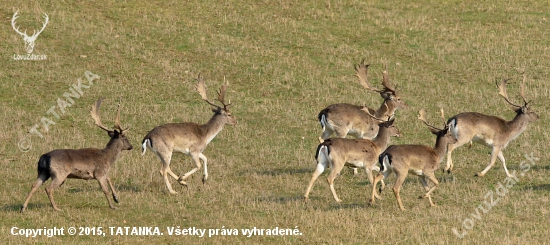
[20,60,538,212]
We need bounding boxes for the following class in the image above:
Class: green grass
[1,0,549,244]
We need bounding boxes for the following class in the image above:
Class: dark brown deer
[141,74,237,194]
[21,98,133,212]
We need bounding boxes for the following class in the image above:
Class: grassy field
[1,0,549,244]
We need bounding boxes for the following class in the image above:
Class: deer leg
[423,172,439,207]
[365,167,381,199]
[97,177,117,209]
[45,176,66,211]
[392,171,407,211]
[476,146,501,177]
[179,153,201,185]
[327,162,345,203]
[370,173,385,204]
[445,144,457,174]
[497,151,512,178]
[304,160,328,201]
[21,173,49,212]
[199,153,208,184]
[106,177,119,203]
[156,152,177,194]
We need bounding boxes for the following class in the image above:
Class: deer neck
[433,136,450,164]
[372,127,392,151]
[506,112,531,139]
[103,138,123,165]
[374,100,395,119]
[200,113,227,144]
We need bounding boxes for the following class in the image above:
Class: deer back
[320,103,380,138]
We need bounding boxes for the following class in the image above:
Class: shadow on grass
[253,195,304,204]
[2,203,48,212]
[327,202,369,210]
[65,185,142,193]
[519,183,550,191]
[117,184,142,193]
[250,167,312,176]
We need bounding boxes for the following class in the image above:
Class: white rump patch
[449,119,458,139]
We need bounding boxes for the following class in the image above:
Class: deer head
[496,76,539,122]
[196,74,237,126]
[354,60,406,109]
[91,97,133,150]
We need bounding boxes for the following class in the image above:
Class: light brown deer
[318,60,406,174]
[318,60,406,141]
[371,109,457,211]
[444,76,539,177]
[304,115,401,203]
[141,74,236,194]
[21,98,133,212]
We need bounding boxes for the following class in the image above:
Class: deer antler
[496,78,523,108]
[91,98,112,132]
[381,64,396,94]
[361,107,394,123]
[520,73,528,105]
[196,74,221,109]
[355,59,384,93]
[217,76,231,109]
[418,109,443,131]
[114,97,130,132]
[440,108,447,128]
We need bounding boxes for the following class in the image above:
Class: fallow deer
[141,74,236,194]
[444,76,539,177]
[371,109,457,211]
[21,98,133,212]
[318,60,406,174]
[304,115,401,203]
[318,60,406,141]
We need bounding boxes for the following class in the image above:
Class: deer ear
[211,107,220,113]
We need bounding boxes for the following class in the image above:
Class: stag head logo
[11,11,49,54]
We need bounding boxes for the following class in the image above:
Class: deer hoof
[113,196,120,203]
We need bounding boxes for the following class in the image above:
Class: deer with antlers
[370,109,457,211]
[11,11,49,54]
[141,74,236,194]
[318,60,406,174]
[21,98,133,212]
[444,76,539,177]
[304,113,401,203]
